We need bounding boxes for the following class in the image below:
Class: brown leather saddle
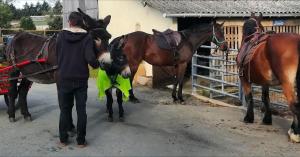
[152,29,182,51]
[237,31,275,76]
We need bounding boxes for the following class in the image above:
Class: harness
[4,34,58,82]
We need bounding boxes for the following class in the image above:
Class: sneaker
[58,141,68,148]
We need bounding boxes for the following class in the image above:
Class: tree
[0,2,13,28]
[41,0,50,15]
[48,15,62,30]
[52,0,62,15]
[35,2,42,16]
[20,17,36,30]
[8,3,19,19]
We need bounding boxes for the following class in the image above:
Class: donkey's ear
[118,38,124,49]
[211,20,216,25]
[77,8,84,14]
[250,12,255,17]
[219,21,225,27]
[258,12,263,20]
[103,15,111,26]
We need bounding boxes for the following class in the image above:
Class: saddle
[237,31,275,76]
[152,29,182,51]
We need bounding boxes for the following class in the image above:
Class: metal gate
[191,45,286,106]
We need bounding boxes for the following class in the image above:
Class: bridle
[211,24,229,66]
[212,24,226,47]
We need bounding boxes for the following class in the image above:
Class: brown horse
[238,13,300,142]
[3,9,128,122]
[110,21,228,102]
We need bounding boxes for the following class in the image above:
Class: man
[56,11,100,148]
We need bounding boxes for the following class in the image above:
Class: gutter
[163,13,300,18]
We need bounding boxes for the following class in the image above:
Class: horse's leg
[241,78,254,123]
[7,70,19,122]
[281,81,300,142]
[261,86,272,125]
[129,65,139,103]
[177,63,188,103]
[116,89,124,122]
[172,66,179,102]
[18,78,32,121]
[105,89,113,122]
[172,80,178,102]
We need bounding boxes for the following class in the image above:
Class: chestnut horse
[110,21,228,102]
[239,13,300,142]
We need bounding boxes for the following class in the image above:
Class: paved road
[0,80,299,156]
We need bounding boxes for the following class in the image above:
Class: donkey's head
[77,8,112,64]
[102,36,131,78]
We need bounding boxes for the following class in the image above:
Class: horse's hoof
[24,116,32,122]
[107,117,113,122]
[119,116,124,122]
[179,99,185,104]
[129,97,140,103]
[262,117,272,125]
[173,99,178,103]
[9,117,16,123]
[288,128,300,143]
[243,115,254,123]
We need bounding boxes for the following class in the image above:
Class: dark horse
[4,9,126,122]
[239,13,300,142]
[110,21,228,102]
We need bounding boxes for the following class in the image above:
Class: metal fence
[191,24,300,107]
[191,45,287,107]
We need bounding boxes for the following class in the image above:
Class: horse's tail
[296,38,300,102]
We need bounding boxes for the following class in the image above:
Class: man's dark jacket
[56,28,100,81]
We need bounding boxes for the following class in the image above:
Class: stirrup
[239,70,244,77]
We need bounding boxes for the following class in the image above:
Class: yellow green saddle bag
[96,68,131,101]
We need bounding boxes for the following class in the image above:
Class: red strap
[0,58,47,73]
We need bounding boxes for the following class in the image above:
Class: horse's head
[106,37,131,78]
[211,21,228,51]
[243,12,264,38]
[77,8,112,65]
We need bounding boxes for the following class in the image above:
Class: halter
[212,25,226,47]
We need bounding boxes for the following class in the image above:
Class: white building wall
[99,0,177,77]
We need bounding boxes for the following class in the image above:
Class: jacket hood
[61,27,88,43]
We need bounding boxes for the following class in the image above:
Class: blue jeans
[57,80,88,145]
